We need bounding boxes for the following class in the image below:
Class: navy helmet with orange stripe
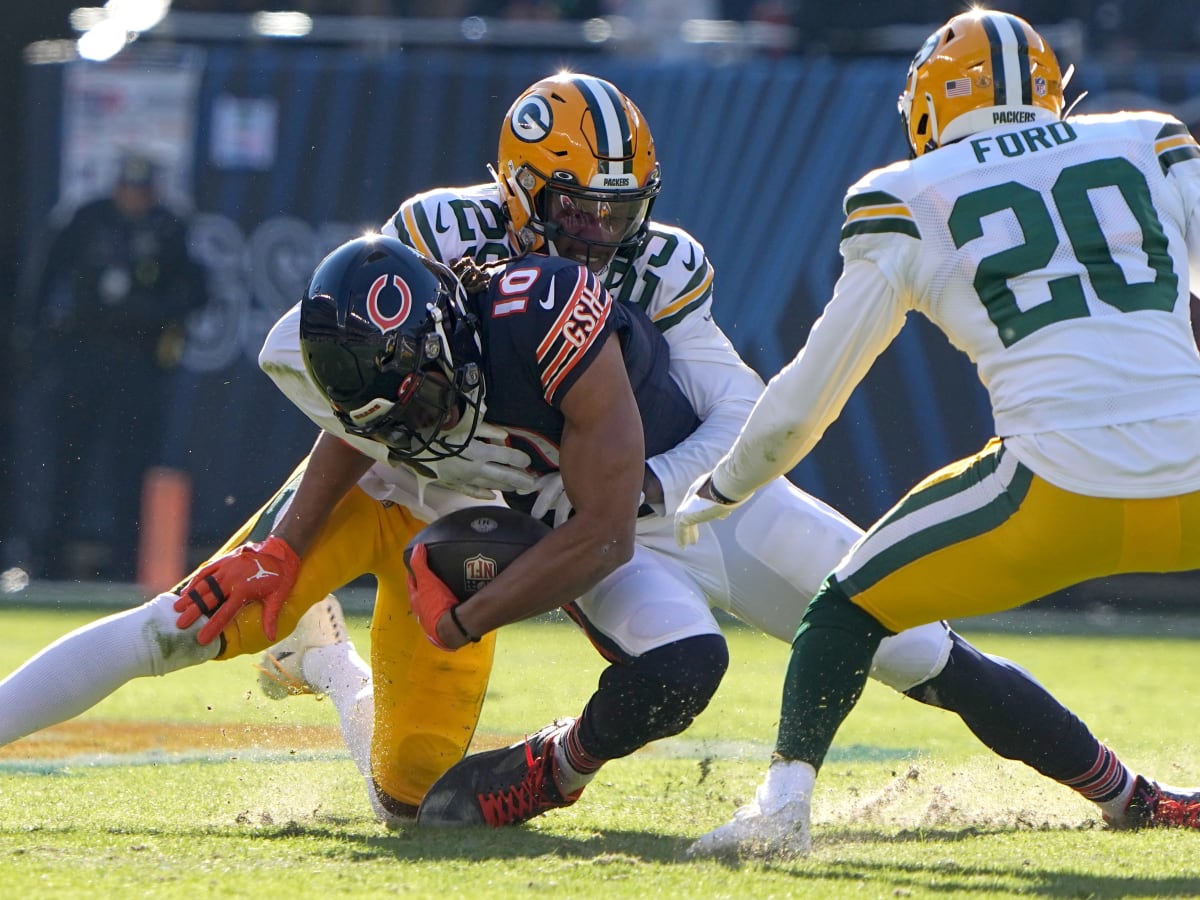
[493,73,662,273]
[898,9,1067,158]
[299,234,485,462]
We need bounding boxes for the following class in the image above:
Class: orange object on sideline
[138,467,192,595]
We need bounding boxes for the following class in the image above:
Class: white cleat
[255,595,348,699]
[686,760,816,860]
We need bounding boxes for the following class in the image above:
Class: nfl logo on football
[464,554,499,593]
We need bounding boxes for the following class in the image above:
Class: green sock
[774,584,891,766]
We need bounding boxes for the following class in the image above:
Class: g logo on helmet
[511,96,553,143]
[366,274,413,332]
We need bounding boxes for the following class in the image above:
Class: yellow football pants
[174,458,495,808]
[841,438,1200,633]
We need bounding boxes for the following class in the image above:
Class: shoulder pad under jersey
[385,183,517,265]
[606,222,714,332]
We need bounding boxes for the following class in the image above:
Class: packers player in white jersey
[676,9,1200,858]
[0,71,1192,833]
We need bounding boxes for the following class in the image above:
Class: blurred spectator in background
[3,153,207,582]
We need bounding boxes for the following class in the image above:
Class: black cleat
[417,719,582,827]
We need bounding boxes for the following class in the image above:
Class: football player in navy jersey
[266,234,729,825]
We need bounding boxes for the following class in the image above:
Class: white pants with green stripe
[840,438,1200,633]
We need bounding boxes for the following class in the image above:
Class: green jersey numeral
[948,157,1177,346]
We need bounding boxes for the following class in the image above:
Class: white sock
[756,760,817,813]
[1097,778,1137,823]
[0,594,218,746]
[300,641,373,778]
[551,732,597,797]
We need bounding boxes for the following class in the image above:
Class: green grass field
[1,602,1198,898]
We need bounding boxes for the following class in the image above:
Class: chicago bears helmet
[494,72,661,272]
[898,10,1066,158]
[299,235,485,461]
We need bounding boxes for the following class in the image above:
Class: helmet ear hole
[916,113,929,137]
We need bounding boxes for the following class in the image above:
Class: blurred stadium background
[1,1,1199,615]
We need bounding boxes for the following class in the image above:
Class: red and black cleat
[1109,775,1200,829]
[417,719,583,827]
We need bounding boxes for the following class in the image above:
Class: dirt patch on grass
[0,721,516,761]
[0,720,346,759]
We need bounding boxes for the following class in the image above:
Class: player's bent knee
[139,592,221,675]
[595,634,729,753]
[654,633,729,729]
[869,620,953,692]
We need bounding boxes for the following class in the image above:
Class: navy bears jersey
[471,255,700,492]
[382,182,758,520]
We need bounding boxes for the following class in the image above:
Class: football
[403,506,551,601]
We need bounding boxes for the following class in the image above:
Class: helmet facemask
[537,175,657,272]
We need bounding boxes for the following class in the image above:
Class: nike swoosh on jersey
[540,275,556,309]
[435,206,449,233]
[682,246,698,271]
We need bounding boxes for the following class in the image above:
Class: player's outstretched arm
[174,432,374,643]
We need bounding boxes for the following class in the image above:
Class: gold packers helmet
[494,73,661,271]
[898,9,1066,157]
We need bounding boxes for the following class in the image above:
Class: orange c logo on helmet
[366,274,413,332]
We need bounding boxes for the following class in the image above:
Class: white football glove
[529,471,573,527]
[674,472,743,547]
[529,471,647,528]
[426,423,537,500]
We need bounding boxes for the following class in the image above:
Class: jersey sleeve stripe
[541,300,611,401]
[652,261,714,324]
[845,203,912,223]
[841,195,919,240]
[536,268,612,402]
[1159,145,1200,174]
[842,191,919,239]
[655,282,714,332]
[1155,122,1193,141]
[844,190,906,215]
[1157,134,1197,153]
[1156,127,1200,174]
[841,218,921,240]
[399,204,438,259]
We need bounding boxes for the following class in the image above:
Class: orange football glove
[173,535,300,645]
[405,543,459,650]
